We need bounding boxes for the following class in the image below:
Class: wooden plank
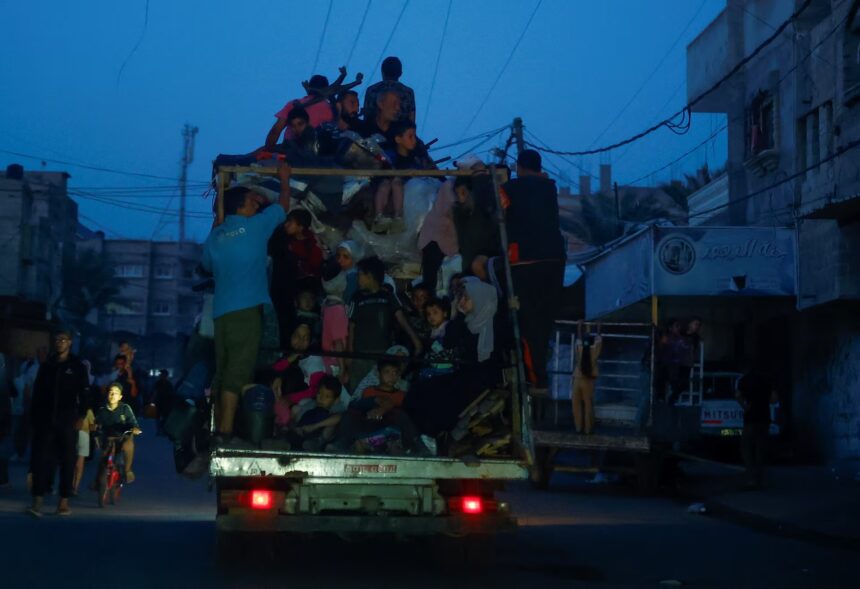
[532,429,651,453]
[218,165,485,178]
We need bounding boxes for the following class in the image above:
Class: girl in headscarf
[405,277,502,437]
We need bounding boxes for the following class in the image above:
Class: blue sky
[0,0,728,242]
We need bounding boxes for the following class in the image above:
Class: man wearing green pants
[202,164,292,440]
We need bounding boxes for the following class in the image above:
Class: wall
[792,303,860,459]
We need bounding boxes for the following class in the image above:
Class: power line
[524,129,598,180]
[623,124,727,186]
[0,148,207,183]
[346,0,373,68]
[428,125,511,152]
[587,0,709,148]
[528,0,813,157]
[421,0,453,133]
[460,0,543,137]
[369,0,411,83]
[311,0,334,74]
[690,137,860,220]
[72,191,211,218]
[116,0,150,86]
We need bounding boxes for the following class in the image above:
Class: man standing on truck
[202,164,292,441]
[499,150,566,392]
[363,56,416,123]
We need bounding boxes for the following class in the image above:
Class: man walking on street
[735,367,777,488]
[499,150,566,391]
[27,329,90,516]
[202,164,292,441]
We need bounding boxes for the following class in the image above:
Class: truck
[206,163,533,562]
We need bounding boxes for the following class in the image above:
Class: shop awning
[582,226,796,319]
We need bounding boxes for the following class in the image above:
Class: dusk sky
[1,0,728,242]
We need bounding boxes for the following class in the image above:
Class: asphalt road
[0,423,853,589]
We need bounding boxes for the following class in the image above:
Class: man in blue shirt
[202,164,292,439]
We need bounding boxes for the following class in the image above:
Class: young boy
[372,121,435,234]
[95,383,143,483]
[269,208,324,347]
[347,257,423,393]
[405,282,432,346]
[335,359,426,454]
[421,297,459,378]
[288,375,344,451]
[296,288,321,343]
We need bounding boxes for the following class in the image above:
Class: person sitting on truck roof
[347,257,423,394]
[287,375,344,451]
[333,90,362,134]
[333,358,428,455]
[405,277,501,437]
[202,164,292,441]
[499,149,566,392]
[363,56,416,123]
[358,89,401,139]
[265,74,335,150]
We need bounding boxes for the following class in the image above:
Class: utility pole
[179,124,199,245]
[512,117,525,157]
[614,181,622,236]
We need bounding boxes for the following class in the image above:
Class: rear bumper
[216,512,517,535]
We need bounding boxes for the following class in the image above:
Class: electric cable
[311,0,334,75]
[459,0,543,136]
[346,0,373,68]
[421,0,453,133]
[368,0,411,83]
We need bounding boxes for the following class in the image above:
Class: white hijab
[461,277,497,362]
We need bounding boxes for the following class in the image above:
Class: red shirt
[287,229,323,280]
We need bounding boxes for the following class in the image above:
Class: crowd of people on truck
[0,333,167,517]
[201,56,567,455]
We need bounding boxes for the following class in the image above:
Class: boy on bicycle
[96,383,142,483]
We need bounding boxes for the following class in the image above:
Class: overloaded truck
[205,164,533,561]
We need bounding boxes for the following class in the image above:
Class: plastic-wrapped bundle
[349,177,440,265]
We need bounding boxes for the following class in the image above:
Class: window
[155,264,174,279]
[152,302,171,316]
[797,101,833,178]
[746,90,776,158]
[115,264,144,278]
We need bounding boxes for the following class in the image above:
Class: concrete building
[100,239,204,374]
[687,0,860,460]
[0,166,76,310]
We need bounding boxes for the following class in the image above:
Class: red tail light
[250,489,273,510]
[461,496,484,515]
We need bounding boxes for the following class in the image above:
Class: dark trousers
[741,422,769,486]
[511,260,565,387]
[336,409,422,451]
[271,288,297,349]
[421,241,445,294]
[31,426,77,498]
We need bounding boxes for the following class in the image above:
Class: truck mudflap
[210,449,528,481]
[216,512,517,535]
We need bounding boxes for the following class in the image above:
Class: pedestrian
[680,316,703,390]
[71,406,95,495]
[27,329,90,517]
[499,150,566,392]
[153,369,175,436]
[571,320,602,435]
[12,351,41,461]
[735,367,777,488]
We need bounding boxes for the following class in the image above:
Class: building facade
[688,0,860,460]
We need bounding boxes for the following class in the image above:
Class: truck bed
[211,446,529,482]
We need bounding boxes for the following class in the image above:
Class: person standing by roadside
[735,367,778,488]
[202,163,292,440]
[571,321,602,435]
[27,329,90,517]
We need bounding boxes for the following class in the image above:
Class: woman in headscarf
[405,277,501,437]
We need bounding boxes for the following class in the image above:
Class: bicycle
[95,429,134,508]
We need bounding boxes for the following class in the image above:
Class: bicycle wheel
[96,469,108,508]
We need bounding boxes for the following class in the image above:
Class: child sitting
[296,288,322,343]
[421,297,457,378]
[334,359,428,455]
[272,323,327,430]
[347,256,422,393]
[335,240,361,305]
[405,282,432,346]
[321,261,350,382]
[372,120,435,234]
[287,375,344,451]
[95,383,143,483]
